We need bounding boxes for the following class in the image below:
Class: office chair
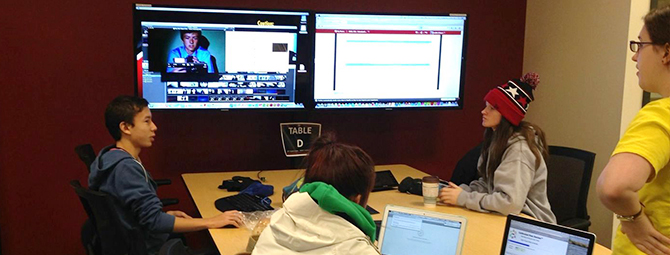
[75,144,97,171]
[74,144,179,206]
[545,145,596,231]
[71,180,147,255]
[158,239,188,255]
[450,142,482,185]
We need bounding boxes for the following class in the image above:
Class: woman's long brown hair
[478,119,549,183]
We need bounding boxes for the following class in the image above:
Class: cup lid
[422,176,439,183]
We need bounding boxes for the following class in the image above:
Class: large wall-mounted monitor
[133,4,311,110]
[312,13,467,109]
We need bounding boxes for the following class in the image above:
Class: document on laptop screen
[503,220,592,255]
[380,210,462,255]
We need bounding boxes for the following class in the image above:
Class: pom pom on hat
[521,72,540,89]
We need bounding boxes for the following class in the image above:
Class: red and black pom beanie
[483,72,540,126]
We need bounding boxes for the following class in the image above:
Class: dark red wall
[0,0,526,254]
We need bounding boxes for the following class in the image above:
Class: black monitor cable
[257,171,267,182]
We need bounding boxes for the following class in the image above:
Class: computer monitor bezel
[309,11,469,111]
[132,3,314,111]
[500,214,597,255]
[378,204,467,254]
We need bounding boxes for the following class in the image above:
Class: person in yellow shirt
[597,5,670,255]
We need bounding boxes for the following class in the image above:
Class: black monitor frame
[132,3,314,111]
[308,11,468,111]
[133,5,470,112]
[500,214,596,255]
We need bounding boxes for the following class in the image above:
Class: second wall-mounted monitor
[134,4,311,110]
[313,13,467,109]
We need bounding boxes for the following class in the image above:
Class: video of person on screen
[147,28,226,74]
[167,30,213,73]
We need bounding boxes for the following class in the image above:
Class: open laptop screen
[379,209,464,255]
[501,215,596,255]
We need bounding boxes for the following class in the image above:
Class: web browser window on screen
[313,13,467,109]
[380,211,462,255]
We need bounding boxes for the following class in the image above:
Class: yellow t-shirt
[611,97,670,255]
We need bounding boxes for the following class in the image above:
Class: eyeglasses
[630,40,657,53]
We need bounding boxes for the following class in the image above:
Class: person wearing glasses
[597,6,670,255]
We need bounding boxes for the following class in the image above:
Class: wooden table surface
[182,164,611,255]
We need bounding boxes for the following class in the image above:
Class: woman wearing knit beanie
[438,72,557,224]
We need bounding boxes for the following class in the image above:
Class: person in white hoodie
[439,73,557,224]
[252,133,380,255]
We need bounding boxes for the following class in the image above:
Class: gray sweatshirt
[457,135,557,223]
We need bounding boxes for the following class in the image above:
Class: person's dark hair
[645,5,670,46]
[104,95,149,141]
[479,119,549,182]
[303,133,376,206]
[180,30,201,40]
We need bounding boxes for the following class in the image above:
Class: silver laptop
[500,214,596,255]
[378,205,467,255]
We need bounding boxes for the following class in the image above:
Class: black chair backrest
[73,144,179,207]
[70,180,147,255]
[75,144,97,172]
[545,146,595,224]
[450,142,483,185]
[158,239,188,255]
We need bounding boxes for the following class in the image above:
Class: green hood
[299,182,376,242]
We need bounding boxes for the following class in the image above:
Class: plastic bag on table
[241,210,277,233]
[242,210,277,252]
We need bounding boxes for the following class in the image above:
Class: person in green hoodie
[252,133,380,255]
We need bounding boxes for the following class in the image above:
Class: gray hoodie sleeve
[456,140,535,215]
[107,159,175,233]
[460,177,488,193]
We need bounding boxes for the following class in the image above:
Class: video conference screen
[133,4,310,110]
[313,13,467,109]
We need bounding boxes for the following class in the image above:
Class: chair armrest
[155,179,172,186]
[160,198,179,207]
[559,218,591,231]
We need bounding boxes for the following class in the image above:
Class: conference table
[182,164,611,255]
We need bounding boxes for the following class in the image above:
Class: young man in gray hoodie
[88,95,243,254]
